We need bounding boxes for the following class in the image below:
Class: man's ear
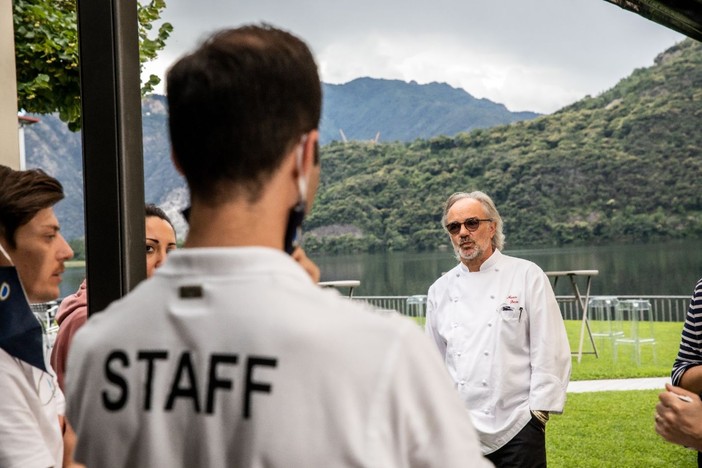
[288,130,319,196]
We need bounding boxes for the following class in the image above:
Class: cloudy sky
[141,0,684,114]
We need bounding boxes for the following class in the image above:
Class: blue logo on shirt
[0,281,9,301]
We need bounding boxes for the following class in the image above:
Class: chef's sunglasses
[446,217,492,235]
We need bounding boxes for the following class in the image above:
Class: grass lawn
[548,389,695,467]
[552,321,692,466]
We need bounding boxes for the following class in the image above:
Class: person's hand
[656,383,702,450]
[292,247,320,283]
[61,417,86,468]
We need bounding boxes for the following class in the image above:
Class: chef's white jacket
[426,249,571,454]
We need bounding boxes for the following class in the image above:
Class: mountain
[23,78,539,241]
[304,39,702,252]
[320,78,539,144]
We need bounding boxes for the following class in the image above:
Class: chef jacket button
[483,409,490,414]
[490,295,495,299]
[488,323,492,327]
[484,351,489,356]
[451,322,457,328]
[456,352,461,357]
[453,298,459,302]
[459,380,465,386]
[482,380,488,386]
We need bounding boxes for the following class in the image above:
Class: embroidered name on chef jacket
[101,350,277,418]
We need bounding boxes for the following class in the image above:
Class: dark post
[76,0,146,315]
[603,0,702,41]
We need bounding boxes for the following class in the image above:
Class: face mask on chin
[284,201,305,255]
[0,244,47,372]
[284,136,312,255]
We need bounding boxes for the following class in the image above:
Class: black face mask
[284,202,305,255]
[284,141,317,255]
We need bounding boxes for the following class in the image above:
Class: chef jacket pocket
[499,303,522,322]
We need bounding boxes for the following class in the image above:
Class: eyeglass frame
[445,217,493,235]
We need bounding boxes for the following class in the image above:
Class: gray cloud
[142,0,683,113]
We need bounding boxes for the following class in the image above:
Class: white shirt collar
[458,248,503,274]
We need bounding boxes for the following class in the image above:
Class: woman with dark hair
[145,203,177,278]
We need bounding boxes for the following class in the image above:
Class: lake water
[60,239,701,298]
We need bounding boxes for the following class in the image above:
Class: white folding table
[545,270,600,363]
[318,280,361,298]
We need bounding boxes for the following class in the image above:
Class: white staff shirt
[426,249,571,454]
[66,247,492,468]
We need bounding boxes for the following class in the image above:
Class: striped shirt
[672,278,702,386]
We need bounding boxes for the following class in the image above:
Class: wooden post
[0,0,20,169]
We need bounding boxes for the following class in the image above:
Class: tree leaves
[13,0,172,131]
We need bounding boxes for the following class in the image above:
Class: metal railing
[30,300,60,356]
[34,294,692,326]
[353,295,692,323]
[556,295,690,322]
[353,296,426,319]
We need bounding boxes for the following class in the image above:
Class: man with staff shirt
[65,24,491,468]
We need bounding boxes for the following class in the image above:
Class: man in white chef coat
[425,190,571,467]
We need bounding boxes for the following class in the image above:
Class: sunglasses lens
[447,222,461,235]
[466,218,480,230]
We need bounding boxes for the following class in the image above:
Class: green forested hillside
[304,39,702,253]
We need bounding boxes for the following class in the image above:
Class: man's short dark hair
[0,165,64,248]
[166,24,322,204]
